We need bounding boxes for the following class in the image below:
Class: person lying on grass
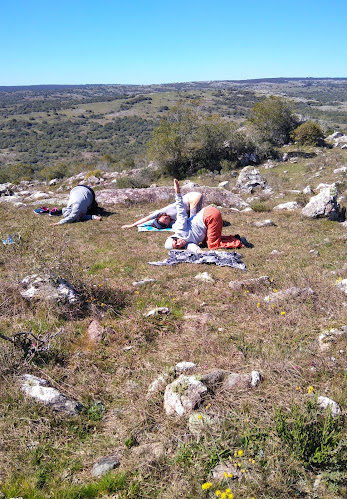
[164,179,243,254]
[51,185,102,226]
[121,191,203,229]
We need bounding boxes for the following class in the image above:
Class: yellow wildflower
[221,493,227,499]
[238,449,244,456]
[296,386,301,391]
[215,491,221,497]
[224,472,228,478]
[228,473,233,477]
[225,489,231,493]
[256,302,260,308]
[308,386,314,394]
[228,495,234,499]
[280,311,286,315]
[252,459,255,464]
[201,482,213,490]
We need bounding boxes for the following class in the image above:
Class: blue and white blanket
[149,249,246,270]
[138,221,173,232]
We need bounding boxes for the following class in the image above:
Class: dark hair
[154,212,170,229]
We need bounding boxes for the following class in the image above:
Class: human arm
[121,214,155,229]
[172,179,188,234]
[186,242,204,254]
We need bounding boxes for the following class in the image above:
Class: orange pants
[203,206,243,250]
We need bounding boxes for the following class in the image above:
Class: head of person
[152,213,172,229]
[164,236,187,250]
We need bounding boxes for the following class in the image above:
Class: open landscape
[0,79,347,498]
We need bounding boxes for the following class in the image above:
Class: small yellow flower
[241,469,246,473]
[270,278,274,283]
[252,459,255,464]
[221,493,227,499]
[234,451,238,457]
[296,386,301,391]
[201,482,213,490]
[256,302,260,308]
[228,473,233,477]
[225,489,231,493]
[198,415,203,419]
[228,495,234,499]
[280,311,286,315]
[205,403,211,410]
[224,472,228,478]
[238,449,244,456]
[215,491,221,497]
[135,290,139,294]
[308,386,314,394]
[273,289,278,292]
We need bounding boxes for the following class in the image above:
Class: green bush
[248,96,298,146]
[293,120,324,145]
[275,399,346,468]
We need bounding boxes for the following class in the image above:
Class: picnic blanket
[138,221,173,232]
[149,249,246,270]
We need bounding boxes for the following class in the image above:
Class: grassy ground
[0,147,346,498]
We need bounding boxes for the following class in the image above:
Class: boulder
[95,186,249,211]
[87,320,103,343]
[317,396,342,418]
[174,362,196,374]
[229,275,271,292]
[264,287,315,305]
[301,185,342,220]
[273,201,301,211]
[0,182,14,196]
[21,374,82,416]
[164,375,207,416]
[235,166,270,193]
[20,274,80,304]
[218,181,230,190]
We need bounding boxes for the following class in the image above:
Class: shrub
[85,169,102,179]
[275,399,346,468]
[248,96,298,146]
[293,121,324,146]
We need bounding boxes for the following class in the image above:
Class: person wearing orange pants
[164,179,242,253]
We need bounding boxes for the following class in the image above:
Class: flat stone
[92,455,120,477]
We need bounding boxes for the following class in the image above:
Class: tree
[147,103,247,178]
[293,121,324,146]
[248,96,298,146]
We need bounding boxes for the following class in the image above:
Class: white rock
[273,201,301,211]
[251,370,261,387]
[164,375,207,416]
[194,272,215,283]
[335,278,347,295]
[21,374,82,415]
[175,362,196,374]
[317,396,342,418]
[146,307,170,317]
[133,279,157,287]
[31,191,50,200]
[218,181,230,190]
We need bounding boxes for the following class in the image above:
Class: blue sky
[1,0,346,85]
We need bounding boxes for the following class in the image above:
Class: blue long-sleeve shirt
[59,185,94,224]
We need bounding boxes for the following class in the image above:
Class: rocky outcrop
[301,185,344,220]
[235,166,270,194]
[20,274,80,304]
[96,186,250,211]
[21,374,82,416]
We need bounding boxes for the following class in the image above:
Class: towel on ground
[138,221,173,232]
[149,249,246,270]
